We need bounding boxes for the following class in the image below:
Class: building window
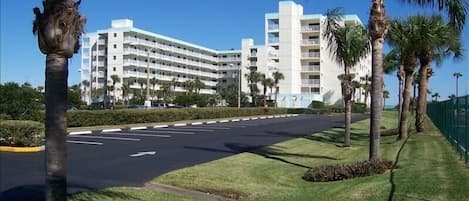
[114,33,117,37]
[222,80,227,83]
[113,56,116,60]
[113,44,117,49]
[113,67,116,71]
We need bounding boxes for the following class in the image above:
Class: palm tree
[110,75,120,104]
[384,49,405,120]
[432,92,440,102]
[272,71,285,107]
[149,77,158,99]
[121,80,130,105]
[260,74,274,107]
[266,78,275,103]
[351,80,361,103]
[33,0,85,200]
[183,80,195,95]
[137,78,146,96]
[368,0,468,161]
[245,70,262,106]
[193,77,205,94]
[360,75,372,106]
[412,15,462,132]
[81,80,90,103]
[383,90,390,109]
[387,18,419,141]
[324,8,370,147]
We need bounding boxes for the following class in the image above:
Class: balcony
[97,39,106,45]
[301,39,320,46]
[301,25,320,32]
[268,50,279,57]
[249,62,257,67]
[268,38,279,44]
[92,61,105,66]
[218,57,240,62]
[301,79,320,86]
[301,52,320,58]
[268,24,279,31]
[302,65,320,72]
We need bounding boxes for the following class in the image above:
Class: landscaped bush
[352,102,368,113]
[67,108,290,127]
[309,100,325,109]
[302,160,394,182]
[0,120,44,147]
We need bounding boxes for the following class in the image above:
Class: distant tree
[245,70,262,106]
[272,71,285,107]
[149,77,158,99]
[193,77,205,94]
[81,80,90,103]
[110,75,120,103]
[0,82,41,120]
[68,84,83,107]
[432,92,440,102]
[383,90,390,110]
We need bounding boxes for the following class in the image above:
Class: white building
[80,1,370,108]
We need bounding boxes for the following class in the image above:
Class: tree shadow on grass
[185,143,338,169]
[302,128,369,147]
[387,138,409,201]
[0,184,140,201]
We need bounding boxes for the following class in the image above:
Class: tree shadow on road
[185,143,338,169]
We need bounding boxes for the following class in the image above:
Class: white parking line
[191,122,203,125]
[153,125,168,128]
[67,140,103,145]
[174,123,187,127]
[130,127,147,130]
[101,132,171,138]
[102,128,122,133]
[130,129,195,135]
[69,131,92,135]
[219,120,229,123]
[206,121,217,124]
[69,135,140,141]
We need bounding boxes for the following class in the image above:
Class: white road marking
[67,140,103,145]
[69,135,140,141]
[153,125,168,128]
[206,121,217,124]
[241,118,250,121]
[102,128,122,133]
[154,127,214,132]
[69,131,92,135]
[267,116,274,119]
[191,122,203,125]
[251,117,259,120]
[259,117,266,119]
[130,127,147,130]
[231,119,240,122]
[219,120,229,123]
[101,132,171,138]
[174,123,187,127]
[130,151,156,157]
[134,130,195,135]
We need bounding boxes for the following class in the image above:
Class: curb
[67,114,300,135]
[0,145,45,153]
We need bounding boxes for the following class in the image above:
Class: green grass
[152,111,469,201]
[68,187,198,201]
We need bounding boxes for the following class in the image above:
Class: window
[113,56,116,60]
[113,33,117,37]
[113,44,117,49]
[113,67,116,72]
[222,80,227,83]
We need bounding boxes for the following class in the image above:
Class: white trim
[219,120,229,123]
[174,123,187,127]
[153,125,168,128]
[206,121,217,124]
[102,128,122,133]
[130,127,147,130]
[191,122,203,125]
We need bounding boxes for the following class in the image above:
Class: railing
[268,38,279,43]
[302,39,320,45]
[268,24,279,30]
[301,79,320,85]
[218,57,240,62]
[427,95,468,165]
[302,65,320,72]
[302,52,320,58]
[301,25,320,32]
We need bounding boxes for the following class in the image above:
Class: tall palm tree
[352,80,361,103]
[245,70,261,106]
[387,18,419,141]
[183,80,195,95]
[137,78,146,96]
[149,77,158,99]
[368,0,467,161]
[413,14,462,132]
[33,0,85,200]
[260,74,274,107]
[272,71,284,107]
[324,8,370,147]
[266,77,275,103]
[383,90,390,109]
[384,49,405,119]
[121,80,130,105]
[81,80,90,103]
[110,74,120,104]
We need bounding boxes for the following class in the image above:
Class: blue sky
[1,0,468,106]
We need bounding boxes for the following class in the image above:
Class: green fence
[427,95,468,165]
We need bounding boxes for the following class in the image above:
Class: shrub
[309,100,325,109]
[302,160,393,182]
[0,120,44,147]
[352,102,368,113]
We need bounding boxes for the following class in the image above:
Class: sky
[1,0,468,106]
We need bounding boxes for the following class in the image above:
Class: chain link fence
[427,95,468,165]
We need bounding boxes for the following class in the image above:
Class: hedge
[0,120,44,147]
[66,108,290,127]
[303,160,393,182]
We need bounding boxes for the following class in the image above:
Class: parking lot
[1,114,368,198]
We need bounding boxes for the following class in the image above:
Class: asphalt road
[0,114,368,200]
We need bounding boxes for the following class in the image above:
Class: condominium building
[80,1,370,108]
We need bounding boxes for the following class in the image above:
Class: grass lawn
[68,187,198,201]
[152,111,469,201]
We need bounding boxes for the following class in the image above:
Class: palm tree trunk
[398,72,413,140]
[275,86,279,107]
[416,63,429,132]
[344,97,352,147]
[368,0,387,161]
[45,54,68,201]
[397,65,404,135]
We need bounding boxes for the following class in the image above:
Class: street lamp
[230,64,241,108]
[453,72,463,98]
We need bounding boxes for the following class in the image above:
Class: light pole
[453,72,463,98]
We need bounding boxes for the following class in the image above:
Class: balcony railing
[268,24,279,30]
[301,79,320,86]
[301,25,320,32]
[218,57,240,62]
[302,52,320,58]
[268,38,279,43]
[302,65,320,72]
[301,39,320,45]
